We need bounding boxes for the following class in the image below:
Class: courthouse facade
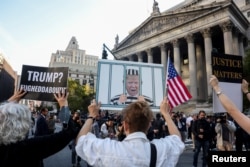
[112,0,250,112]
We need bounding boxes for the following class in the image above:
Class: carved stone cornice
[172,39,179,47]
[114,1,249,58]
[146,49,153,55]
[185,34,194,43]
[125,12,204,46]
[220,21,234,32]
[160,44,166,50]
[201,28,212,38]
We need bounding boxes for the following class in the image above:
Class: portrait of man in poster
[110,67,154,106]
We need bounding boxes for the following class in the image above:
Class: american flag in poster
[166,58,192,108]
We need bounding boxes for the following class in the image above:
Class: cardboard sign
[96,59,165,112]
[19,65,68,101]
[212,52,242,83]
[212,52,243,113]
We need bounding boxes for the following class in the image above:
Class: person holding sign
[110,69,154,106]
[0,89,80,167]
[75,97,184,167]
[209,75,250,134]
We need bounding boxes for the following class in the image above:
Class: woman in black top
[0,90,80,167]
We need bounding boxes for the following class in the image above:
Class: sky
[0,0,184,75]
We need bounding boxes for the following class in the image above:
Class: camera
[215,113,227,123]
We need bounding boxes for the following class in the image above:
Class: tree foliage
[242,49,250,112]
[67,79,95,114]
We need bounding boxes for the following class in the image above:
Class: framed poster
[96,59,165,112]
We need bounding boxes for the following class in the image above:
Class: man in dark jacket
[192,110,212,167]
[35,107,49,136]
[152,113,165,139]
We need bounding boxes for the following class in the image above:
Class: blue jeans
[193,140,209,167]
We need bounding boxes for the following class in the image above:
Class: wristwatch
[216,90,222,97]
[87,116,95,122]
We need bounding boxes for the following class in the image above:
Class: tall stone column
[146,49,153,63]
[137,52,143,62]
[186,34,197,101]
[196,44,206,100]
[220,21,234,54]
[233,28,240,56]
[160,44,167,73]
[239,35,245,57]
[202,28,212,97]
[172,39,181,74]
[128,55,133,61]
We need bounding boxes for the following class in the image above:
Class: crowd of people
[1,75,250,167]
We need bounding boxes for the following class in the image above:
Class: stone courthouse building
[49,37,99,89]
[111,0,250,112]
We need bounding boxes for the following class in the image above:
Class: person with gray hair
[0,89,80,167]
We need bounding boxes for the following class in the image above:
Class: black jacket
[0,117,79,167]
[192,118,211,141]
[35,114,49,136]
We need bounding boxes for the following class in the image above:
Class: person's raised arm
[160,97,181,138]
[53,90,69,108]
[54,90,71,128]
[209,75,250,134]
[76,99,101,143]
[7,89,27,103]
[242,79,250,102]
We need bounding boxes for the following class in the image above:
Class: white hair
[0,102,32,145]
